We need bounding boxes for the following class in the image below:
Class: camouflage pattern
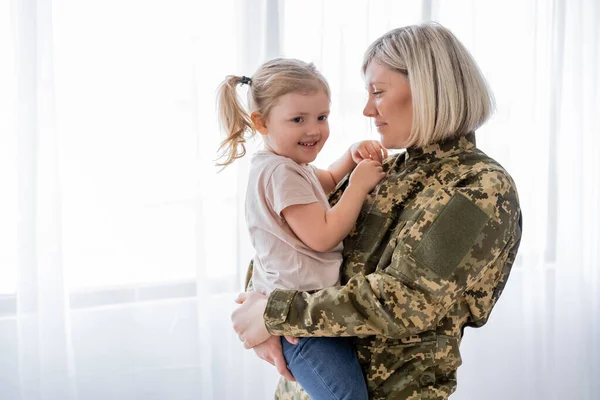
[246,133,522,399]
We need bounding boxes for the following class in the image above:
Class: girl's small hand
[349,159,386,194]
[350,140,388,164]
[232,291,270,349]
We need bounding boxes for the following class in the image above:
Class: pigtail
[215,75,255,168]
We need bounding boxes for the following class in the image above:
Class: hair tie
[240,76,252,85]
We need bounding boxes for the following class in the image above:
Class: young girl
[217,58,386,400]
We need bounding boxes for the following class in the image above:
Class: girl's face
[363,61,413,149]
[255,90,330,165]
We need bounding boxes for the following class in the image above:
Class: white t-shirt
[246,150,343,295]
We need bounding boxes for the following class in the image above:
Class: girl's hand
[350,140,388,164]
[349,159,386,194]
[232,291,271,349]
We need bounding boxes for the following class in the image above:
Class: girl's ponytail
[216,75,255,168]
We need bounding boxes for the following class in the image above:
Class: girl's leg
[281,336,368,400]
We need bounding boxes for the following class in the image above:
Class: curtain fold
[13,0,76,398]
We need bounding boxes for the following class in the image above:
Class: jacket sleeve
[264,169,521,338]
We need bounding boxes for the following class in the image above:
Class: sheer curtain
[1,1,598,400]
[2,0,268,399]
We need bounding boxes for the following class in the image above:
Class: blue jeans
[281,336,368,400]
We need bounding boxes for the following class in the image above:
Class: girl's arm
[283,159,385,252]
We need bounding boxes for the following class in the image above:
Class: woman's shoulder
[379,146,519,209]
[453,147,518,189]
[430,149,521,220]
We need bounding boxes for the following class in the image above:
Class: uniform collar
[405,132,476,164]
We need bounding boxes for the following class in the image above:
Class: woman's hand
[231,291,270,349]
[252,335,296,382]
[350,140,388,164]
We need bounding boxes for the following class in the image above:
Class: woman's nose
[363,99,376,117]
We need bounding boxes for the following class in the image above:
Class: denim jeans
[281,336,368,400]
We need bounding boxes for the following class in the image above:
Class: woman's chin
[379,134,410,150]
[380,138,398,150]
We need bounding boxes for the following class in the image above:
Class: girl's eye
[291,117,304,123]
[318,115,328,121]
[372,91,383,96]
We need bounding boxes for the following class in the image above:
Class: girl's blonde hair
[216,58,330,168]
[362,22,495,148]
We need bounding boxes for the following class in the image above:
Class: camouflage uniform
[246,133,522,399]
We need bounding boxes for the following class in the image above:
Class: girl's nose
[307,124,321,136]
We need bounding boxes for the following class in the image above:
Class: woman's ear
[251,112,268,135]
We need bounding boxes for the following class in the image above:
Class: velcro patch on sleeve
[413,193,489,279]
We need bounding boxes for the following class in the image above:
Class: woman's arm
[267,169,521,338]
[233,169,522,346]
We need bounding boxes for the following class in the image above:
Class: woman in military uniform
[232,22,522,400]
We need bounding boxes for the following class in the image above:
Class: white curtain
[1,0,598,399]
[2,0,266,399]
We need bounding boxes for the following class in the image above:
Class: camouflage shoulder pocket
[413,193,489,279]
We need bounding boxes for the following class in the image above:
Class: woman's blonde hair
[362,22,495,148]
[216,58,330,168]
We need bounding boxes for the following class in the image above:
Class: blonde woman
[232,22,523,399]
[218,58,389,399]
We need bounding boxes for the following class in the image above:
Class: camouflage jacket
[246,133,522,399]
